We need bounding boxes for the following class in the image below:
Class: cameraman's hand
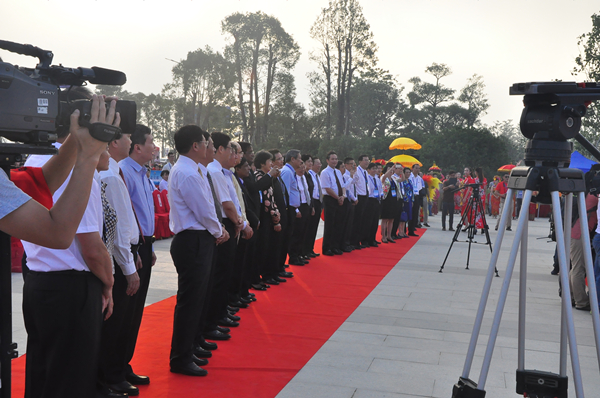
[71,95,121,162]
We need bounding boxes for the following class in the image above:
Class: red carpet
[11,229,423,397]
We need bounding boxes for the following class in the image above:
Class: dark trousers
[322,195,344,252]
[98,258,137,385]
[364,198,380,243]
[170,230,215,365]
[23,270,102,398]
[343,199,355,247]
[442,202,454,229]
[304,199,322,254]
[351,195,368,246]
[230,233,255,302]
[365,198,381,243]
[278,207,296,269]
[207,219,237,325]
[290,203,310,260]
[409,195,422,233]
[123,236,153,376]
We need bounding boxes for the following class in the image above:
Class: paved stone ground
[10,213,600,397]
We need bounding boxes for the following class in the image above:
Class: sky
[2,0,599,129]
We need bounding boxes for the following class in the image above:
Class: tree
[310,0,377,136]
[349,68,406,137]
[406,63,455,135]
[573,13,600,159]
[458,74,489,129]
[222,11,300,145]
[167,46,235,129]
[490,120,526,164]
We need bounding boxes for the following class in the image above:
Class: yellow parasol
[389,137,422,150]
[389,154,422,168]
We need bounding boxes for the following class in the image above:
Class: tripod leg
[460,188,517,381]
[560,194,573,377]
[576,192,600,370]
[518,212,528,370]
[551,192,585,397]
[440,201,471,272]
[476,189,531,390]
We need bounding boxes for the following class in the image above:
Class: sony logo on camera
[39,90,56,95]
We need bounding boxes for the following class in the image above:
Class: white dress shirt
[409,173,425,193]
[159,179,168,192]
[296,174,309,204]
[343,170,357,202]
[23,175,103,273]
[355,166,369,196]
[307,169,322,200]
[320,166,344,197]
[207,159,233,219]
[168,155,222,237]
[99,158,139,276]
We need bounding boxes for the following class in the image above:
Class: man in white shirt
[363,162,382,247]
[21,95,117,398]
[289,159,312,265]
[320,151,345,256]
[351,155,371,248]
[168,125,228,376]
[162,151,175,171]
[342,157,358,251]
[205,132,249,339]
[304,156,322,258]
[97,131,144,395]
[408,164,425,236]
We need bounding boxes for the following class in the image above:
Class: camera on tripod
[0,40,136,145]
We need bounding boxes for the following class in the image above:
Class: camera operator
[18,95,120,398]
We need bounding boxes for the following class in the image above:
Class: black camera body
[0,40,136,145]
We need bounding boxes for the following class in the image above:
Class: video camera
[0,40,136,145]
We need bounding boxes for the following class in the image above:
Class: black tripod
[439,184,497,275]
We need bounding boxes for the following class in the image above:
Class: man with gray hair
[280,149,302,266]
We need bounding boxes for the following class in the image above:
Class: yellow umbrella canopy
[389,137,422,150]
[389,154,422,168]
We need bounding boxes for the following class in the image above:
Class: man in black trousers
[168,125,229,376]
[304,156,322,257]
[321,151,345,256]
[351,155,370,248]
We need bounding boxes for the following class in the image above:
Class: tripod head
[510,82,600,167]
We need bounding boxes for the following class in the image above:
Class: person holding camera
[18,95,120,398]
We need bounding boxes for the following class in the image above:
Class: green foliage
[417,127,510,179]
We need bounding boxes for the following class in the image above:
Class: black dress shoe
[310,251,321,257]
[261,282,271,288]
[227,305,239,313]
[375,240,381,244]
[274,276,287,283]
[323,250,334,256]
[194,344,213,358]
[358,244,368,249]
[97,383,129,398]
[300,255,310,261]
[263,278,280,285]
[107,381,139,396]
[353,245,363,250]
[203,329,231,341]
[192,355,209,366]
[333,249,343,255]
[216,325,231,334]
[198,338,218,351]
[125,372,150,386]
[342,246,353,252]
[408,233,419,237]
[229,300,248,308]
[170,362,207,376]
[227,312,241,321]
[242,294,256,302]
[289,258,306,266]
[423,223,430,227]
[306,252,317,258]
[238,296,252,304]
[576,305,591,311]
[251,283,266,290]
[279,271,294,278]
[217,317,239,327]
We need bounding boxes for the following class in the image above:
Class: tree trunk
[325,43,332,138]
[233,37,248,141]
[264,45,276,143]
